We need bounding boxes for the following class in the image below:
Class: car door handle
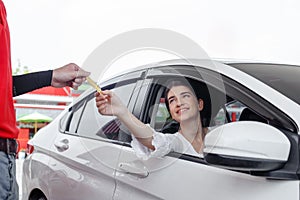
[118,162,149,178]
[54,139,69,152]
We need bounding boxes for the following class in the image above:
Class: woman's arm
[95,90,155,150]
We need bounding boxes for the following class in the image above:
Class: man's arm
[12,63,90,97]
[12,70,52,97]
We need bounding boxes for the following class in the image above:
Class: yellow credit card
[86,77,102,93]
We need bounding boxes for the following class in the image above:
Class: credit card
[86,76,102,93]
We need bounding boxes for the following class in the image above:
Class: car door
[47,71,145,200]
[113,65,299,200]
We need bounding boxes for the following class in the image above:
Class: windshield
[228,63,300,105]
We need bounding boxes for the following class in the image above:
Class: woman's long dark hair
[164,78,211,127]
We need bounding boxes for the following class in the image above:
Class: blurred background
[4,0,300,150]
[4,0,300,72]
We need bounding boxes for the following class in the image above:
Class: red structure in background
[14,86,80,110]
[231,112,237,122]
[28,86,80,97]
[17,128,29,151]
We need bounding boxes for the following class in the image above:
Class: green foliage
[13,65,31,75]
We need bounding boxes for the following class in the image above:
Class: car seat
[239,108,267,123]
[160,119,179,134]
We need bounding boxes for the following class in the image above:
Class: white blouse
[131,126,203,160]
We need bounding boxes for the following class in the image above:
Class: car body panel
[22,110,65,199]
[47,133,120,200]
[22,98,121,200]
[115,146,299,200]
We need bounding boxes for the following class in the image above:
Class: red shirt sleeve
[0,1,19,138]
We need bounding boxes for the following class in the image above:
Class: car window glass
[59,98,87,133]
[213,101,246,125]
[229,63,300,105]
[69,106,85,133]
[59,111,69,132]
[153,98,170,130]
[77,83,136,141]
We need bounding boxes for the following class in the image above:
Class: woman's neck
[179,118,207,153]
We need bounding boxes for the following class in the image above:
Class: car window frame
[146,65,298,133]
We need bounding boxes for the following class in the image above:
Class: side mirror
[203,121,291,171]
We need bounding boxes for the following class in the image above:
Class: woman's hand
[95,90,127,117]
[95,90,155,149]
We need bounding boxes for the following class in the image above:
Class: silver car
[22,59,300,200]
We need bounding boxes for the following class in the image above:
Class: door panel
[48,134,120,200]
[47,75,143,199]
[115,147,299,200]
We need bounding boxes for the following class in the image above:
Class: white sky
[3,0,300,77]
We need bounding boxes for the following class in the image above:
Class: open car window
[145,75,276,158]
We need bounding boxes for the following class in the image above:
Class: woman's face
[167,85,203,123]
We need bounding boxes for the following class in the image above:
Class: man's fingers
[76,68,90,78]
[66,80,80,90]
[69,77,87,89]
[73,77,86,84]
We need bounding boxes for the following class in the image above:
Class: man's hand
[51,63,90,90]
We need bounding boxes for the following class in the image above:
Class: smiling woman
[95,78,211,159]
